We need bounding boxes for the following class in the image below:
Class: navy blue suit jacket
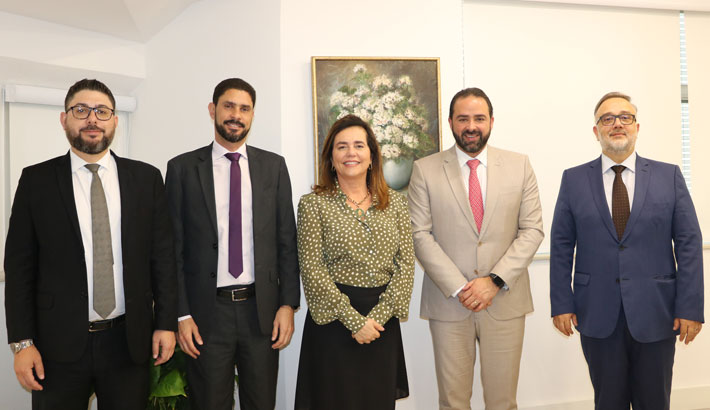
[550,155,704,343]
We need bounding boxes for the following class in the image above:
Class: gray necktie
[85,164,115,319]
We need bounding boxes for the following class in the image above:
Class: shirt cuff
[452,284,466,298]
[178,315,192,322]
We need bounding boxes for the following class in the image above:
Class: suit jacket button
[615,278,620,283]
[474,269,479,275]
[213,243,218,249]
[477,242,482,247]
[210,272,216,278]
[619,245,626,250]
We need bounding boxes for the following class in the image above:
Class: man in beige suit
[408,87,543,410]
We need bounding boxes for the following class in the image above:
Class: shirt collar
[70,149,113,174]
[212,141,248,162]
[601,151,637,174]
[455,144,488,169]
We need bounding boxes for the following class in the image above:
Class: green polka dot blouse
[297,187,415,333]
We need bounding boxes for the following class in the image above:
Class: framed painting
[311,57,441,191]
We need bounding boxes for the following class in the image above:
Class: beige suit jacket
[408,145,544,322]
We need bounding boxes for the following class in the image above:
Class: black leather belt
[217,284,255,302]
[89,314,125,332]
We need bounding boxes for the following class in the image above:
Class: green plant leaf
[150,369,187,398]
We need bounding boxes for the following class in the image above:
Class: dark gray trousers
[186,296,278,410]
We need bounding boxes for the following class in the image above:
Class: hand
[271,305,295,349]
[352,318,385,344]
[152,330,176,366]
[177,318,203,359]
[553,313,578,336]
[458,277,498,312]
[14,345,44,391]
[674,318,702,345]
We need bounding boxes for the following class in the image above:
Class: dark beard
[216,120,250,143]
[453,128,490,155]
[66,127,114,155]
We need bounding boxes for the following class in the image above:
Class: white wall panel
[464,0,680,254]
[686,12,710,239]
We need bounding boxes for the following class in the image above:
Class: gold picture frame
[311,57,442,191]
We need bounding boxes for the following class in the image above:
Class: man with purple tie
[166,78,300,410]
[550,92,704,410]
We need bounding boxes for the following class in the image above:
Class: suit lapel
[246,145,261,208]
[480,147,501,237]
[56,152,82,242]
[442,146,479,236]
[114,152,136,256]
[586,157,619,241]
[196,144,219,236]
[621,155,650,242]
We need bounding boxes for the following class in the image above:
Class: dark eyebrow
[600,110,634,117]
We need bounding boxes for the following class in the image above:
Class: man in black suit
[166,78,300,410]
[4,78,177,410]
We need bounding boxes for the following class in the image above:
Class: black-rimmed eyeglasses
[596,114,636,126]
[66,105,115,121]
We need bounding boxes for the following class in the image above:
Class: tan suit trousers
[429,310,525,410]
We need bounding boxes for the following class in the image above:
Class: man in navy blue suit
[550,92,704,410]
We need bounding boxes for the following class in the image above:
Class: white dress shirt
[70,150,125,321]
[455,144,488,210]
[601,152,636,214]
[212,142,255,287]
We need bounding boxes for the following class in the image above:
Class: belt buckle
[89,321,105,332]
[231,288,248,302]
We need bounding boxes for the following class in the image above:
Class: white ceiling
[520,0,710,12]
[0,0,202,42]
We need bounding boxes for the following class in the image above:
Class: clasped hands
[353,318,385,345]
[458,276,499,312]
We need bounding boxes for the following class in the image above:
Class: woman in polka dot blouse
[294,115,415,410]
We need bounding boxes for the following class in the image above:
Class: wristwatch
[489,273,506,289]
[9,339,33,354]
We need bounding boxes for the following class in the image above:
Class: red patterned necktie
[467,159,484,232]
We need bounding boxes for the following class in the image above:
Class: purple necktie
[225,152,243,278]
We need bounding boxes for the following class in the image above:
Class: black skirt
[294,283,409,410]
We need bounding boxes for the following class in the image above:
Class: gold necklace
[344,191,370,221]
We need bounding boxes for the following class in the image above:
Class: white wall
[129,0,282,174]
[463,1,681,254]
[1,0,709,409]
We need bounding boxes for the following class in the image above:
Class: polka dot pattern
[297,188,415,333]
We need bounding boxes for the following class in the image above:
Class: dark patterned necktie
[224,153,243,278]
[611,165,630,240]
[85,164,115,318]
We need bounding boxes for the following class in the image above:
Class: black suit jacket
[4,151,177,363]
[165,143,299,338]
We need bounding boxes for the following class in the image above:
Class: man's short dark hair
[594,91,637,117]
[213,78,256,107]
[449,87,493,119]
[64,79,116,110]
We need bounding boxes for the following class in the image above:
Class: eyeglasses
[596,114,636,126]
[66,105,115,121]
